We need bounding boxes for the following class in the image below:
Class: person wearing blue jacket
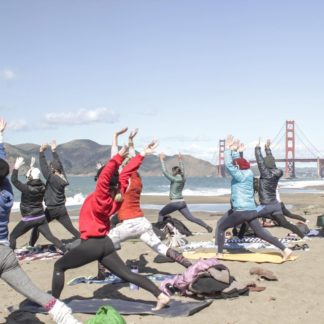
[0,118,81,324]
[215,135,292,261]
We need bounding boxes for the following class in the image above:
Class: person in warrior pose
[215,135,292,261]
[158,152,213,233]
[0,117,80,324]
[30,140,79,246]
[51,139,170,310]
[10,156,65,252]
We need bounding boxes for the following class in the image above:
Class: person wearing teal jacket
[215,135,292,261]
[158,153,212,233]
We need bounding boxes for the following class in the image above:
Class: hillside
[4,140,218,177]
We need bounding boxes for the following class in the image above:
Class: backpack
[86,305,126,324]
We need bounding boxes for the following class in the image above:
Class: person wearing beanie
[9,156,66,252]
[255,139,305,238]
[94,129,191,280]
[215,135,292,261]
[157,152,213,233]
[52,138,170,311]
[0,118,80,324]
[29,140,79,247]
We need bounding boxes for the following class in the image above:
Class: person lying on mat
[94,129,192,280]
[215,135,292,261]
[51,137,170,310]
[0,117,81,324]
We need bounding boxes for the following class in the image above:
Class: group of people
[0,117,308,322]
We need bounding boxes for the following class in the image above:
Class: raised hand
[178,152,183,161]
[159,152,166,161]
[129,128,139,140]
[51,140,57,152]
[14,156,25,169]
[30,156,36,168]
[118,145,129,158]
[231,139,240,151]
[115,127,128,137]
[142,140,158,155]
[238,143,246,152]
[40,143,48,152]
[256,137,261,148]
[96,162,103,170]
[225,134,235,150]
[265,139,271,148]
[0,118,7,133]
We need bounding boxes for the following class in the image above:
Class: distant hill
[4,140,218,177]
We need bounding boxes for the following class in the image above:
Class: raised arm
[255,138,272,178]
[0,117,7,160]
[111,127,128,158]
[159,153,178,181]
[178,153,185,178]
[39,143,51,180]
[11,157,29,193]
[264,139,273,157]
[128,128,138,158]
[51,140,67,180]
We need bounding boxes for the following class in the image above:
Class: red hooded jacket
[79,153,144,239]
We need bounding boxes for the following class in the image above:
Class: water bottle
[129,260,139,290]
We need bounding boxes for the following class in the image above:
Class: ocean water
[11,176,324,213]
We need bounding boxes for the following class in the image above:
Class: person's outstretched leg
[158,201,181,222]
[281,202,306,222]
[101,250,170,310]
[37,222,66,252]
[271,212,305,238]
[55,207,80,238]
[179,203,212,232]
[52,239,102,298]
[248,218,292,261]
[29,227,40,247]
[9,221,32,250]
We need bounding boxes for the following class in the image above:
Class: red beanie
[233,158,250,170]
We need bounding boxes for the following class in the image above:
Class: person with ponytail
[158,153,213,232]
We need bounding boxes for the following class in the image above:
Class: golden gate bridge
[216,120,324,178]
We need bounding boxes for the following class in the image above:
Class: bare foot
[216,253,224,259]
[152,293,170,311]
[282,248,293,262]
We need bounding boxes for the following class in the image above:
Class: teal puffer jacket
[225,150,256,211]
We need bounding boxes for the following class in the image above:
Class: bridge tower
[217,139,226,177]
[285,120,296,178]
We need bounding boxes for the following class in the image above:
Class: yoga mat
[10,298,212,317]
[183,251,298,264]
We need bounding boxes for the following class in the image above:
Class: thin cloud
[44,107,119,126]
[7,119,29,131]
[2,68,16,81]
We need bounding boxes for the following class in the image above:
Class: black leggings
[158,200,209,229]
[9,217,64,251]
[52,236,161,299]
[30,206,80,246]
[258,203,305,238]
[281,202,306,222]
[216,209,286,253]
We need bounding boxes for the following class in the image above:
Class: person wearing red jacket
[94,130,191,279]
[51,140,170,310]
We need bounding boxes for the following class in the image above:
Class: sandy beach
[1,192,324,324]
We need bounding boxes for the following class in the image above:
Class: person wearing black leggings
[9,156,65,252]
[158,152,212,232]
[29,140,79,246]
[255,139,305,238]
[52,140,170,310]
[216,136,292,261]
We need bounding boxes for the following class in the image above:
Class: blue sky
[1,0,324,164]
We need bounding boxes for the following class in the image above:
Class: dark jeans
[52,236,161,299]
[158,200,209,229]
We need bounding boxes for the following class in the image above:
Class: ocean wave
[142,188,231,196]
[279,179,324,189]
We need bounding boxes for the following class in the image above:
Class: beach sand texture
[1,193,324,324]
